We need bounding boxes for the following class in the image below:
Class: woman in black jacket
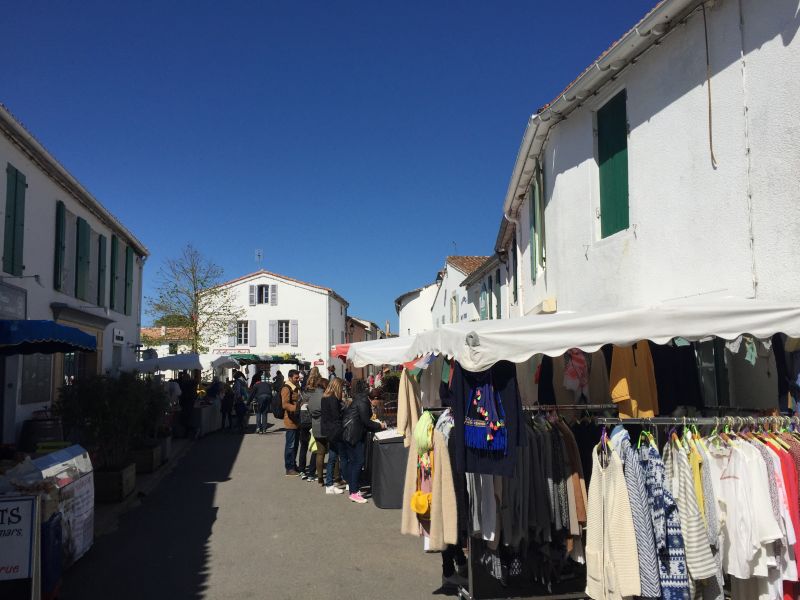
[320,378,346,494]
[341,391,386,504]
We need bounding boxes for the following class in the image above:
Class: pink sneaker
[349,492,368,504]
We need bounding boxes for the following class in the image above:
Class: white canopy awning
[135,353,240,373]
[346,335,418,368]
[348,297,800,371]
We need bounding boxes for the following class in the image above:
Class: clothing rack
[524,403,618,412]
[594,415,792,426]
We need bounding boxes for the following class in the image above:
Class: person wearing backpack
[341,391,386,503]
[281,370,302,475]
[250,371,273,434]
[305,368,329,483]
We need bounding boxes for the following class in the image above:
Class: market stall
[346,297,800,600]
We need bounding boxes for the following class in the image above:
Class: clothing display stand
[594,414,791,427]
[457,404,618,600]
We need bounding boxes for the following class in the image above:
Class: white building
[206,269,348,376]
[499,0,800,316]
[140,326,191,358]
[0,104,148,443]
[394,283,438,337]
[461,254,509,322]
[430,256,489,328]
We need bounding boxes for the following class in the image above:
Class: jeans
[256,401,270,431]
[297,428,311,473]
[284,429,298,471]
[325,440,341,487]
[344,439,365,494]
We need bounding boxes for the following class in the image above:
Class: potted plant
[55,373,147,503]
[131,379,169,473]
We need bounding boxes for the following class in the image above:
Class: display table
[193,404,221,437]
[370,432,408,509]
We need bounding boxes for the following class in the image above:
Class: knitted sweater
[397,369,421,448]
[586,445,642,600]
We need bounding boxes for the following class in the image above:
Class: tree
[147,244,243,353]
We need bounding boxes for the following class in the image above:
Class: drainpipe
[503,208,525,316]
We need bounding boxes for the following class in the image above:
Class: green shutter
[75,217,91,300]
[495,269,501,319]
[97,235,107,306]
[3,164,25,276]
[598,90,629,238]
[124,245,134,316]
[54,201,66,290]
[488,276,493,319]
[529,180,538,281]
[110,235,118,311]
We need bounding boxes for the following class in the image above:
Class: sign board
[313,359,325,366]
[113,328,125,345]
[0,496,36,581]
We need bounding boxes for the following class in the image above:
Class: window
[110,236,119,311]
[479,284,488,320]
[597,90,629,238]
[449,295,458,324]
[236,320,249,345]
[495,269,501,319]
[278,320,290,344]
[97,235,107,306]
[529,166,546,280]
[54,201,66,290]
[75,217,91,300]
[249,284,277,306]
[124,246,134,316]
[63,351,96,386]
[257,285,269,304]
[21,354,52,405]
[488,276,493,319]
[168,342,178,355]
[512,235,518,304]
[4,163,26,276]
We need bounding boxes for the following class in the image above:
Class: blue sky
[4,1,654,329]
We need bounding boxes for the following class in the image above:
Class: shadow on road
[60,429,245,600]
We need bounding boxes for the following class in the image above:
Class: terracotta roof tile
[446,255,491,276]
[140,327,191,341]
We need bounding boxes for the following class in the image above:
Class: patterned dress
[640,444,691,600]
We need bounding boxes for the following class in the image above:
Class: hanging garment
[639,444,691,600]
[610,427,662,599]
[695,442,725,600]
[420,355,444,409]
[610,343,659,418]
[451,360,524,477]
[726,339,780,410]
[527,425,552,544]
[649,342,703,415]
[515,354,541,407]
[401,427,458,551]
[585,445,642,600]
[397,368,422,448]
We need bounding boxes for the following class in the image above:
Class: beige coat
[401,429,458,551]
[396,369,421,448]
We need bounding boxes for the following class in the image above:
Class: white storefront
[500,0,800,317]
[0,105,147,443]
[206,269,348,376]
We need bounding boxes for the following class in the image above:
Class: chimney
[385,320,390,336]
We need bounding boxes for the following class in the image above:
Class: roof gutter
[0,104,149,257]
[502,0,705,218]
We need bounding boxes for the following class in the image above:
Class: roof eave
[501,0,704,219]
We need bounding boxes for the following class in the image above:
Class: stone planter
[94,463,136,503]
[133,445,162,473]
[159,436,172,464]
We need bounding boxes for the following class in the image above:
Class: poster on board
[0,495,36,581]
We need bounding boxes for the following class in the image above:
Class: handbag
[410,451,433,518]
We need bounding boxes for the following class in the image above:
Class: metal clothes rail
[524,403,618,412]
[594,415,793,426]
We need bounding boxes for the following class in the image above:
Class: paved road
[61,419,446,599]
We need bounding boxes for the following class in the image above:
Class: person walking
[320,377,346,495]
[250,371,273,434]
[281,370,302,476]
[341,390,386,503]
[305,367,329,484]
[296,371,319,480]
[178,372,197,438]
[327,365,338,381]
[344,368,353,390]
[220,384,234,430]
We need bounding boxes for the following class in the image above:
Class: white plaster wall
[208,272,343,373]
[328,295,347,377]
[430,265,470,327]
[518,0,797,315]
[398,283,437,336]
[0,134,144,440]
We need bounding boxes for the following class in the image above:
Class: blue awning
[0,320,97,355]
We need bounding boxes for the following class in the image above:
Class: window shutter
[290,320,298,347]
[598,90,629,238]
[54,201,66,290]
[110,236,119,310]
[124,246,134,316]
[270,284,277,306]
[249,285,256,306]
[97,235,107,306]
[529,181,537,281]
[227,321,236,347]
[269,320,278,347]
[3,164,25,276]
[248,320,257,347]
[75,217,91,300]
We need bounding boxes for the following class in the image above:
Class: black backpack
[271,389,285,420]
